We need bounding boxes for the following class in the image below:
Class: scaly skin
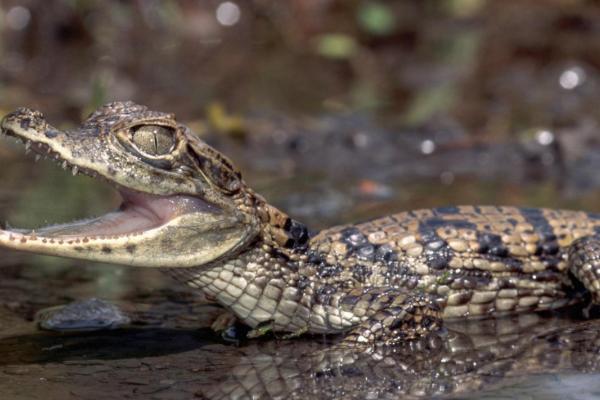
[1,101,600,345]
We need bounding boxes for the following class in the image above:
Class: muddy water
[3,129,600,400]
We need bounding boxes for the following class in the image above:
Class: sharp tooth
[47,147,52,154]
[62,160,67,169]
[35,154,41,162]
[72,166,78,176]
[25,140,31,150]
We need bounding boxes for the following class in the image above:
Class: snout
[1,107,52,139]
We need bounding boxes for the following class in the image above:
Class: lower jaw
[0,187,236,267]
[0,210,242,268]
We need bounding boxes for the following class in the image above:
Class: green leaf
[314,34,357,60]
[403,84,455,125]
[358,2,395,36]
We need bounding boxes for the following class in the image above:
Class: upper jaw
[0,107,221,233]
[1,107,199,195]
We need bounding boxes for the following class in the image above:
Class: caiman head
[0,101,288,268]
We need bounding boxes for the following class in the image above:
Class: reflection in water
[200,314,600,399]
[2,274,600,398]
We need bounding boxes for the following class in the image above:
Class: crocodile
[2,101,600,345]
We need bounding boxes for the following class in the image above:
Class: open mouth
[27,188,218,239]
[0,127,217,241]
[0,103,255,268]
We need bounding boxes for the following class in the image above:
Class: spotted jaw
[0,104,259,268]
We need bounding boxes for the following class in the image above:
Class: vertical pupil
[132,125,174,155]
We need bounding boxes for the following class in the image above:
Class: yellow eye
[132,125,175,155]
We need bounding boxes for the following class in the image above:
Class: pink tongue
[34,209,160,237]
[32,190,217,238]
[120,189,216,221]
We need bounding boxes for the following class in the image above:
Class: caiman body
[1,101,600,345]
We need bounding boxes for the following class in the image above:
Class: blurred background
[2,0,600,305]
[2,0,600,225]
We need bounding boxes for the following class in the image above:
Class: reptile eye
[131,125,175,156]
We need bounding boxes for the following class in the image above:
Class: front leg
[341,287,442,346]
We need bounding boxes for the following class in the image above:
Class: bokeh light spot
[559,66,585,90]
[420,139,436,155]
[216,2,241,27]
[6,6,31,30]
[535,129,554,146]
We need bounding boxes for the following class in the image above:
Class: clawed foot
[247,320,274,339]
[211,310,239,333]
[280,327,308,339]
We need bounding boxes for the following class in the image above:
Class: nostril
[19,117,32,130]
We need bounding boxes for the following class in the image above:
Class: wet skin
[3,101,600,345]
